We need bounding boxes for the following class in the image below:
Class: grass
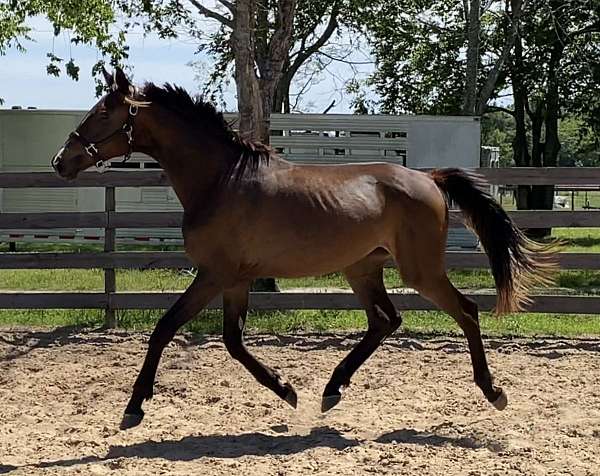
[2,307,599,338]
[553,227,600,252]
[1,230,600,338]
[2,267,600,294]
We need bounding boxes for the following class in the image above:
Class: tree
[354,0,599,237]
[558,117,600,167]
[506,0,599,235]
[123,0,361,139]
[463,0,524,115]
[481,111,516,166]
[481,112,600,167]
[355,0,522,116]
[0,0,128,103]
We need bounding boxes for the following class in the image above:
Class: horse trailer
[0,109,480,248]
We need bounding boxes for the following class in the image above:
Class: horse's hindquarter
[184,162,447,280]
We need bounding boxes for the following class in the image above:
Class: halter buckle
[129,104,139,116]
[95,160,109,173]
[85,143,99,157]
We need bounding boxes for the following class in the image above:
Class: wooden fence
[1,167,600,326]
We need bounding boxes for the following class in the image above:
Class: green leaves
[45,52,62,76]
[355,0,471,114]
[1,0,127,95]
[65,59,80,80]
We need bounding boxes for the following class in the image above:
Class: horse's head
[51,67,139,179]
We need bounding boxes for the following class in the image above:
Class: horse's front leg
[121,271,221,429]
[222,282,297,408]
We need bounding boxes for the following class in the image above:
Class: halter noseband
[69,104,139,173]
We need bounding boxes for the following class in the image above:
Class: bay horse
[51,67,556,430]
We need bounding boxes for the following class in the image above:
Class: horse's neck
[137,111,229,210]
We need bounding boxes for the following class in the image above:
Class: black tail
[430,168,559,314]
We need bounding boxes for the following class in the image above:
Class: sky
[0,16,374,113]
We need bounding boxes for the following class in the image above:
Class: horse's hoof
[491,389,508,411]
[283,385,298,409]
[120,412,144,430]
[321,393,342,413]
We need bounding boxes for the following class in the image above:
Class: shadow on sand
[3,426,357,473]
[0,325,130,363]
[0,424,507,474]
[376,427,505,452]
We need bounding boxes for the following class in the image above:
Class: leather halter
[68,104,138,173]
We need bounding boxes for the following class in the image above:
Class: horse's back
[273,160,447,219]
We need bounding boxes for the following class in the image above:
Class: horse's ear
[102,66,114,88]
[114,66,131,95]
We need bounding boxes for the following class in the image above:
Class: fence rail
[0,210,598,229]
[1,167,599,325]
[2,167,600,188]
[0,250,598,270]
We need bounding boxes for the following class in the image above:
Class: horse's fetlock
[474,371,492,391]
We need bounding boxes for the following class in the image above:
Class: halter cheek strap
[69,104,138,173]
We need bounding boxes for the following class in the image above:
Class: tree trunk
[544,40,564,168]
[233,0,297,292]
[528,39,565,238]
[274,67,292,113]
[511,3,566,240]
[511,15,534,219]
[256,0,296,139]
[511,28,530,169]
[232,0,267,140]
[462,0,480,115]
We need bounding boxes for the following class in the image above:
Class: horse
[51,67,556,430]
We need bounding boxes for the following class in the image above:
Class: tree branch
[216,0,234,13]
[316,49,374,65]
[188,0,233,28]
[322,100,336,114]
[476,0,524,115]
[263,0,297,83]
[486,105,515,116]
[287,2,340,81]
[290,67,321,111]
[568,21,600,40]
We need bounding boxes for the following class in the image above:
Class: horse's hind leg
[322,258,402,412]
[409,273,507,410]
[222,282,297,408]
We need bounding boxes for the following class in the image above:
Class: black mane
[140,82,271,180]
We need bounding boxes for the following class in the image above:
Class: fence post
[104,186,116,328]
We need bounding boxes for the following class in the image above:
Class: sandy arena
[1,328,599,475]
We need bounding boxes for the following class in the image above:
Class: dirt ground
[0,328,599,475]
